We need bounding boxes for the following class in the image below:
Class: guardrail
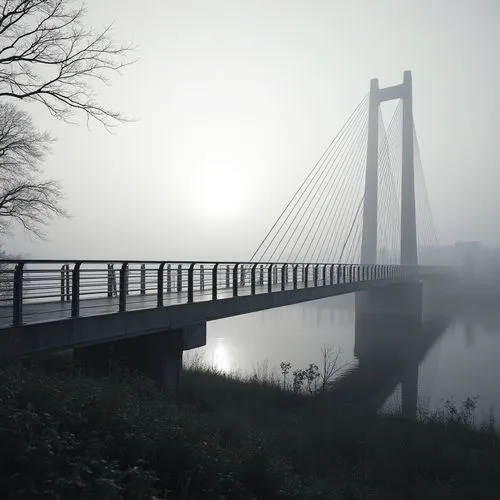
[0,260,429,326]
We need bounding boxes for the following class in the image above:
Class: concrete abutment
[73,322,206,395]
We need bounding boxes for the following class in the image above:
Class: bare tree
[0,0,134,128]
[0,102,65,237]
[319,344,348,393]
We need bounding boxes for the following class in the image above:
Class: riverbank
[0,362,499,499]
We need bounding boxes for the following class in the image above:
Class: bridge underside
[1,278,435,397]
[0,279,410,362]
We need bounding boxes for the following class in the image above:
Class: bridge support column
[361,78,380,265]
[352,282,422,417]
[354,282,422,362]
[74,322,206,396]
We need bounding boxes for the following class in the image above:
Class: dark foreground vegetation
[0,361,499,500]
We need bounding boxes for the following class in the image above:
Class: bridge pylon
[360,70,418,266]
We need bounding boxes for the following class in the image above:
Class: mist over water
[187,290,500,426]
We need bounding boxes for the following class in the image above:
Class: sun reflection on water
[210,337,232,373]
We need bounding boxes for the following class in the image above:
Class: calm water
[184,292,500,424]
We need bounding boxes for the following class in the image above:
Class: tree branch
[0,102,66,238]
[0,0,136,128]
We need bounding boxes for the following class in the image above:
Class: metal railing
[0,260,433,327]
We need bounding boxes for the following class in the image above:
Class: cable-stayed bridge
[0,71,448,395]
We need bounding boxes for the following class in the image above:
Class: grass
[0,357,499,499]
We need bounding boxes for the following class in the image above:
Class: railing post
[212,264,219,300]
[349,265,353,283]
[13,262,24,326]
[336,264,341,284]
[259,264,264,286]
[313,265,318,287]
[200,264,205,291]
[342,264,346,283]
[60,264,66,302]
[268,265,273,293]
[304,264,310,288]
[251,263,258,295]
[177,264,182,292]
[330,264,334,284]
[107,264,114,297]
[60,264,70,302]
[119,263,128,312]
[166,264,171,292]
[140,264,146,295]
[71,262,81,318]
[233,264,239,297]
[281,264,286,291]
[157,263,165,307]
[293,264,298,289]
[226,265,230,289]
[322,264,327,285]
[188,263,195,303]
[240,265,246,286]
[65,264,70,301]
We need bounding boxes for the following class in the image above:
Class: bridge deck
[0,282,306,328]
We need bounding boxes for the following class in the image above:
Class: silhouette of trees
[0,0,134,238]
[0,0,134,128]
[0,103,65,238]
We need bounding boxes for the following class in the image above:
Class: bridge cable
[313,124,367,263]
[312,114,369,262]
[413,120,439,255]
[299,112,369,262]
[322,119,371,263]
[282,103,370,262]
[250,94,369,262]
[262,96,369,262]
[271,98,370,262]
[382,101,404,263]
[338,195,363,263]
[378,102,404,264]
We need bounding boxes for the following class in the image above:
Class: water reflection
[211,337,232,373]
[187,289,500,425]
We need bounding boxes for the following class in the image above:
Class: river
[184,292,500,425]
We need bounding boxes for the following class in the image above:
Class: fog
[4,0,500,260]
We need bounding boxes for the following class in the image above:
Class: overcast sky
[4,0,500,260]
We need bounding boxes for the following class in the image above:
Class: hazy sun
[191,164,244,219]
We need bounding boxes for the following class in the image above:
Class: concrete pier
[74,322,206,395]
[350,282,423,418]
[354,281,423,362]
